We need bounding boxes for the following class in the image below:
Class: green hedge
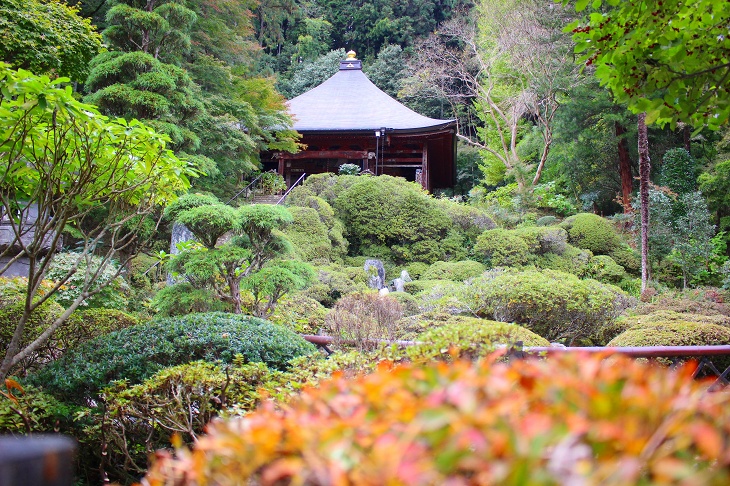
[466,269,634,344]
[29,312,316,403]
[406,317,550,362]
[422,260,486,281]
[561,213,621,255]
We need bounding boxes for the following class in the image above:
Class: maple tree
[567,0,730,130]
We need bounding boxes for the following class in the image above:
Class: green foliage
[659,148,697,195]
[536,215,558,226]
[474,229,530,267]
[433,198,496,244]
[283,206,343,263]
[337,163,361,175]
[151,282,229,316]
[422,260,486,282]
[29,312,316,403]
[98,360,277,481]
[465,269,635,344]
[568,0,730,130]
[0,0,101,81]
[301,266,367,307]
[406,317,550,362]
[0,382,76,435]
[586,255,626,284]
[0,296,65,376]
[532,182,578,216]
[242,260,315,318]
[175,204,239,249]
[333,175,452,264]
[45,253,129,310]
[562,213,621,255]
[277,49,345,98]
[535,243,593,276]
[608,320,730,369]
[268,295,328,334]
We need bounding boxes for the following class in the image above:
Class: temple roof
[287,54,455,134]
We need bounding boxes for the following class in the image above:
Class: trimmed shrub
[29,312,316,403]
[535,243,592,276]
[403,279,455,295]
[607,321,730,370]
[536,215,558,226]
[98,360,277,482]
[301,267,366,307]
[474,228,530,267]
[281,206,333,262]
[466,269,635,344]
[561,212,622,255]
[406,317,549,362]
[433,198,496,244]
[268,295,328,334]
[422,260,486,281]
[333,175,452,264]
[388,291,421,317]
[405,262,429,280]
[586,255,626,284]
[151,282,229,316]
[608,321,730,348]
[144,354,730,485]
[599,310,730,345]
[609,245,642,274]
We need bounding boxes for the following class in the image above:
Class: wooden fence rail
[301,335,730,388]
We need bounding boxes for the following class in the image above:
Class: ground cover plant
[143,352,730,485]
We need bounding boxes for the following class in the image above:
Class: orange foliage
[143,353,730,485]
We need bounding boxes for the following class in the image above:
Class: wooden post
[0,436,76,486]
[421,142,429,191]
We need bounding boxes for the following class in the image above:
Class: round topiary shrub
[466,269,635,344]
[29,312,317,404]
[535,244,592,276]
[607,320,730,371]
[474,228,530,267]
[561,213,621,255]
[586,255,626,284]
[268,295,328,334]
[422,260,486,281]
[143,354,730,485]
[407,317,549,362]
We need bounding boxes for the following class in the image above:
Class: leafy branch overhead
[567,0,730,130]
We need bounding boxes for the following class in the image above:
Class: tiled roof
[287,60,455,133]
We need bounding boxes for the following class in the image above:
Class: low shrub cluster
[325,292,405,350]
[144,353,730,485]
[466,269,635,344]
[29,312,316,403]
[97,360,278,481]
[561,212,622,255]
[421,260,485,281]
[406,317,549,362]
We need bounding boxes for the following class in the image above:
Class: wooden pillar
[421,142,429,191]
[277,156,285,176]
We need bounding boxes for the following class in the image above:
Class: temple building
[266,51,457,192]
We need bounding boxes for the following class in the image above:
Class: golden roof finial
[346,50,357,60]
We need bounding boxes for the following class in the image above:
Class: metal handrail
[277,173,306,205]
[226,172,265,205]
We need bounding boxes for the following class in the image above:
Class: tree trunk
[615,122,634,213]
[638,113,651,293]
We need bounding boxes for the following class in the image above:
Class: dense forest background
[3,1,730,484]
